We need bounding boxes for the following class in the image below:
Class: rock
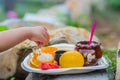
[0,40,35,79]
[0,47,19,79]
[49,26,99,44]
[26,70,109,80]
[5,20,59,31]
[65,0,106,24]
[13,48,32,80]
[24,4,69,27]
[49,37,68,45]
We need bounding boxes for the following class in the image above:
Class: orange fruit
[30,55,42,68]
[30,46,58,68]
[41,46,58,56]
[30,53,54,68]
[59,51,84,68]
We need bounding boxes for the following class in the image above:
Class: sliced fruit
[30,53,54,68]
[30,55,42,68]
[40,62,60,70]
[59,51,84,68]
[40,62,51,70]
[41,46,58,56]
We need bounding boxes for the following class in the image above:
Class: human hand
[29,26,50,47]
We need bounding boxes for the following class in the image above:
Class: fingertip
[43,26,47,31]
[35,41,44,47]
[38,44,44,47]
[38,42,44,47]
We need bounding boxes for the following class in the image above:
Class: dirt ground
[95,16,120,49]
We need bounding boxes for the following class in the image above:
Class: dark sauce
[54,50,66,65]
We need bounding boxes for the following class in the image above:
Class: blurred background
[0,0,120,80]
[0,0,120,48]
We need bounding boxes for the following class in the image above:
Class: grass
[103,48,117,72]
[103,48,117,80]
[107,0,120,10]
[0,6,6,21]
[0,25,9,31]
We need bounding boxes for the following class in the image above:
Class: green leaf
[0,25,9,31]
[10,77,16,80]
[103,48,117,71]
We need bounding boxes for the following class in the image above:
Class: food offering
[30,46,59,69]
[30,41,102,70]
[75,41,102,66]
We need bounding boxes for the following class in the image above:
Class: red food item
[49,63,60,68]
[40,62,51,70]
[40,62,59,70]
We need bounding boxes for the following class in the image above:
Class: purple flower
[7,11,18,18]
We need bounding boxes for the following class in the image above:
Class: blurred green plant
[10,77,16,80]
[57,13,91,30]
[65,18,91,30]
[0,25,9,31]
[103,48,117,80]
[103,48,116,72]
[15,0,58,18]
[107,0,120,10]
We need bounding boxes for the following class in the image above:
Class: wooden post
[116,42,120,80]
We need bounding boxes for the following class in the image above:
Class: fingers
[37,26,50,46]
[31,26,50,47]
[43,30,50,42]
[41,27,50,43]
[43,27,50,41]
[35,34,49,47]
[42,26,47,31]
[40,33,49,45]
[38,26,47,31]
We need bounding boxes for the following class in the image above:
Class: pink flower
[7,11,18,18]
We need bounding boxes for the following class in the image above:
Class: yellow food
[59,51,84,68]
[30,54,41,68]
[41,46,58,56]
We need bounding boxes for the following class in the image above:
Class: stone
[65,0,106,24]
[0,48,19,79]
[26,70,109,80]
[49,27,99,44]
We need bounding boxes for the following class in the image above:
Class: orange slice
[30,53,55,68]
[30,53,41,68]
[41,46,58,56]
